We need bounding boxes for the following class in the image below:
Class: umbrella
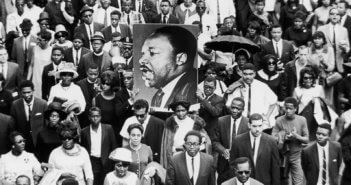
[205,35,261,53]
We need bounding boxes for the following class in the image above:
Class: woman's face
[294,19,303,29]
[247,27,257,37]
[56,32,66,44]
[205,69,217,78]
[266,59,277,72]
[115,161,129,178]
[302,73,313,89]
[101,80,112,92]
[49,111,60,127]
[313,37,324,47]
[61,135,75,150]
[236,55,248,69]
[60,73,73,86]
[255,2,265,12]
[175,105,187,120]
[13,135,25,153]
[129,128,142,147]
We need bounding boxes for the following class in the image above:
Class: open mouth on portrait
[140,65,154,82]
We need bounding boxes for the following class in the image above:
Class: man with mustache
[139,26,197,108]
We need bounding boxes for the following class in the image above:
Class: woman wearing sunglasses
[105,148,139,185]
[48,121,94,185]
[0,131,43,185]
[93,70,118,128]
[53,24,72,50]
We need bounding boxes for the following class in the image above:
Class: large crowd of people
[0,0,351,185]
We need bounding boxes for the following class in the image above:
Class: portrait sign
[133,24,199,112]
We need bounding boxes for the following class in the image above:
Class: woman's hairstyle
[101,70,117,90]
[9,131,24,145]
[312,31,327,45]
[298,66,317,87]
[58,120,79,142]
[262,54,278,71]
[127,123,144,135]
[248,20,262,35]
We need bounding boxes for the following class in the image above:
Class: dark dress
[0,89,13,115]
[36,126,61,162]
[256,70,287,101]
[94,94,118,126]
[284,27,312,46]
[279,4,308,32]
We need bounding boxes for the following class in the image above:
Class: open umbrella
[205,35,261,53]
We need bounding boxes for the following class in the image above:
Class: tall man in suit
[165,130,216,185]
[74,5,105,50]
[151,0,180,24]
[81,107,117,185]
[120,99,164,162]
[261,24,295,70]
[272,97,309,185]
[196,76,224,137]
[139,26,197,108]
[101,10,132,42]
[222,157,263,185]
[230,113,281,185]
[11,18,36,79]
[213,97,249,185]
[0,46,21,96]
[78,32,113,79]
[10,80,47,152]
[64,33,91,73]
[301,123,343,185]
[318,7,350,74]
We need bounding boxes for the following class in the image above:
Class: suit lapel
[18,37,24,52]
[244,133,255,163]
[6,63,14,80]
[312,143,319,170]
[100,125,106,155]
[195,154,204,185]
[225,116,232,144]
[325,25,332,44]
[256,134,265,162]
[101,52,107,70]
[181,153,192,184]
[237,117,247,134]
[87,127,92,152]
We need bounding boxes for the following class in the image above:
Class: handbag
[325,72,343,87]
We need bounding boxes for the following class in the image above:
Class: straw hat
[109,148,132,162]
[37,11,50,23]
[90,32,105,43]
[55,24,69,37]
[56,63,79,79]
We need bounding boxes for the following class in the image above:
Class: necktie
[322,149,327,185]
[190,157,194,184]
[216,0,220,24]
[185,9,190,22]
[252,137,256,153]
[151,89,164,107]
[163,15,167,24]
[1,64,4,77]
[104,9,108,27]
[127,14,130,25]
[275,42,279,58]
[27,103,32,122]
[88,25,93,50]
[332,26,337,68]
[75,49,79,66]
[199,15,203,33]
[247,84,251,117]
[138,1,142,12]
[125,58,128,66]
[230,119,237,149]
[55,67,59,84]
[24,37,29,76]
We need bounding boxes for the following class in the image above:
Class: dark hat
[37,11,50,23]
[20,19,33,30]
[91,32,105,43]
[294,11,307,21]
[121,37,133,46]
[168,95,190,111]
[73,33,85,42]
[44,102,67,121]
[80,5,94,16]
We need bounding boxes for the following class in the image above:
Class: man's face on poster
[139,35,177,89]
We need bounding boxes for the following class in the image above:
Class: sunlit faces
[123,71,133,89]
[270,27,282,42]
[89,110,101,127]
[21,87,34,103]
[235,162,251,183]
[92,40,104,53]
[284,103,296,118]
[160,1,171,15]
[203,80,215,97]
[51,49,64,65]
[249,119,263,137]
[134,108,147,124]
[13,135,26,153]
[316,127,330,145]
[114,161,130,177]
[242,69,255,85]
[111,14,120,28]
[184,135,201,157]
[175,105,187,120]
[82,10,94,24]
[129,127,142,147]
[329,8,340,24]
[230,100,244,119]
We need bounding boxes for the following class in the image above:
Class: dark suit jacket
[230,132,281,185]
[151,14,180,24]
[73,22,105,49]
[261,40,295,65]
[41,63,57,100]
[143,115,164,162]
[80,124,117,173]
[101,24,132,42]
[284,60,298,97]
[166,152,216,185]
[11,35,36,78]
[114,88,133,144]
[199,93,224,136]
[152,68,197,108]
[63,47,91,68]
[212,115,249,184]
[4,62,21,94]
[78,51,113,79]
[343,15,351,45]
[301,141,343,185]
[10,97,47,151]
[0,113,15,154]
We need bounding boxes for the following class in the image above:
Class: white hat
[109,148,132,163]
[56,63,79,79]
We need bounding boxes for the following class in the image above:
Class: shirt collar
[161,72,185,92]
[90,123,102,133]
[249,131,262,141]
[317,141,329,150]
[23,97,34,106]
[235,178,251,185]
[185,151,200,160]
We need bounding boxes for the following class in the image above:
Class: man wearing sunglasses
[222,157,263,185]
[230,113,281,185]
[166,130,215,185]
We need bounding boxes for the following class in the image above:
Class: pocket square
[35,113,42,116]
[333,159,337,162]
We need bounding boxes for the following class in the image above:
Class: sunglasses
[15,139,26,144]
[60,72,74,77]
[115,162,130,167]
[185,142,200,147]
[102,81,111,86]
[267,62,276,65]
[56,34,65,38]
[124,77,133,80]
[303,76,313,80]
[237,171,250,175]
[61,136,74,141]
[135,113,146,118]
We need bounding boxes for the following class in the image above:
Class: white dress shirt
[317,142,330,185]
[249,132,262,166]
[173,116,195,150]
[93,6,118,26]
[84,23,94,49]
[185,152,200,185]
[120,115,151,139]
[206,0,235,24]
[180,3,196,23]
[230,116,243,148]
[235,178,251,185]
[135,0,144,13]
[0,62,8,79]
[160,72,185,108]
[23,98,34,121]
[111,24,122,35]
[73,48,81,66]
[90,124,102,158]
[273,39,283,58]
